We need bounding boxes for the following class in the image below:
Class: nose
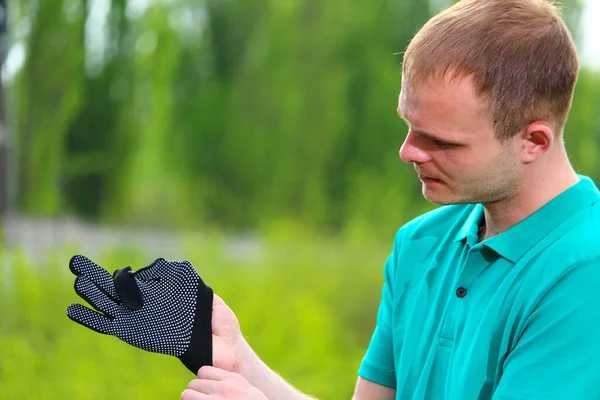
[399,131,431,164]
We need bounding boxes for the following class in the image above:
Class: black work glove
[66,255,213,374]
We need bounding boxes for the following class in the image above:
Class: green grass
[0,233,390,399]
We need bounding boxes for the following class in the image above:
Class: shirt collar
[454,175,600,262]
[454,203,485,248]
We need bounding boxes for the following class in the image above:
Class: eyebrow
[413,129,458,146]
[397,111,460,146]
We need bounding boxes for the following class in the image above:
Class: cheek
[441,150,497,183]
[437,151,475,176]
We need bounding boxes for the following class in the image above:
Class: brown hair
[402,0,579,140]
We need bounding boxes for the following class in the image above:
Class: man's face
[398,75,524,205]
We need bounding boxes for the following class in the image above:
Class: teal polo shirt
[358,175,600,399]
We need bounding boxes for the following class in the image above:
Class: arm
[354,250,399,391]
[181,366,395,400]
[353,377,396,400]
[229,245,401,400]
[191,336,395,400]
[210,280,398,400]
[209,274,398,400]
[209,230,403,400]
[492,257,600,399]
[210,294,316,399]
[233,337,317,400]
[219,337,397,400]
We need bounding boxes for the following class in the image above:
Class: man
[182,0,600,398]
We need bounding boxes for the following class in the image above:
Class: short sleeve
[493,257,600,399]
[357,233,401,389]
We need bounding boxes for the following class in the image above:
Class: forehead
[398,75,493,138]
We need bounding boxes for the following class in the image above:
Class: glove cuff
[179,283,214,374]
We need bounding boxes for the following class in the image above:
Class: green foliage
[15,0,85,215]
[9,0,599,238]
[10,0,436,238]
[3,2,599,398]
[0,235,391,399]
[565,69,600,183]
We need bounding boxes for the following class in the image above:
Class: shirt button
[456,287,467,298]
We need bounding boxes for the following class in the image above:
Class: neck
[480,148,580,240]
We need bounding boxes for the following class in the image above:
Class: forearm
[235,338,317,400]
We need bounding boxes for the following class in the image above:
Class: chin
[423,194,453,206]
[425,197,460,206]
[423,190,470,206]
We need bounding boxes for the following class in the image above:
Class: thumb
[213,293,226,307]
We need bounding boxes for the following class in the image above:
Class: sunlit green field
[0,233,389,399]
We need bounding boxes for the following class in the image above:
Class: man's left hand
[181,366,268,400]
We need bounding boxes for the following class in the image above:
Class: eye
[433,139,453,150]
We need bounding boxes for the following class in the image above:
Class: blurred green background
[0,0,599,398]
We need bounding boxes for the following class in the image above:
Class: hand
[181,366,268,400]
[211,294,244,373]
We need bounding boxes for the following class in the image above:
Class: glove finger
[112,268,144,311]
[69,255,119,300]
[179,260,199,277]
[134,258,168,281]
[180,260,208,288]
[66,303,114,335]
[74,275,122,318]
[152,259,198,280]
[135,259,201,289]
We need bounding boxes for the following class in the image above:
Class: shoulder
[543,201,600,265]
[519,202,600,303]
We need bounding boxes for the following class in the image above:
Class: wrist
[233,336,260,376]
[231,337,316,400]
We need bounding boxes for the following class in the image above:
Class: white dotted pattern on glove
[67,255,199,357]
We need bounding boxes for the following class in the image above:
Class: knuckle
[187,379,199,389]
[222,384,239,396]
[230,371,243,381]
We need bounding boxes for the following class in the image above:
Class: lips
[418,174,443,183]
[415,166,443,182]
[418,173,440,180]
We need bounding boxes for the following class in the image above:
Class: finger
[181,389,209,400]
[197,366,230,380]
[187,378,221,394]
[74,275,122,318]
[69,255,119,300]
[66,303,114,335]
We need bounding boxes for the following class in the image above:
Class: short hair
[402,0,579,140]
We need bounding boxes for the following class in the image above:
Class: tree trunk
[0,0,10,231]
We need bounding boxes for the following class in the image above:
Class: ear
[519,121,554,163]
